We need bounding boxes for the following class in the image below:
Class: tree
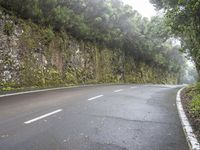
[0,0,185,75]
[150,0,200,76]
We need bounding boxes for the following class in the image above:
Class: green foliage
[0,0,187,93]
[150,0,200,77]
[0,0,185,75]
[0,81,22,92]
[185,83,200,118]
[20,65,63,87]
[42,28,55,45]
[190,94,200,118]
[44,68,63,86]
[2,87,14,91]
[64,69,78,85]
[4,22,14,35]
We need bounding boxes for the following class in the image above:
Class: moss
[2,87,15,91]
[40,28,55,45]
[44,68,63,86]
[190,94,200,118]
[0,11,180,93]
[0,81,22,92]
[187,83,200,118]
[64,69,77,85]
[4,22,14,35]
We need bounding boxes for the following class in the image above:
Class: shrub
[4,22,14,35]
[190,94,200,118]
[42,28,55,45]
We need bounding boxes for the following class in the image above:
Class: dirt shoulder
[181,87,200,142]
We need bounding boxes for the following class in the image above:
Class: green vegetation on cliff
[0,0,186,91]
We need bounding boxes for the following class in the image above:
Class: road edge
[176,87,200,150]
[0,83,126,98]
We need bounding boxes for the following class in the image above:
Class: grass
[188,83,200,118]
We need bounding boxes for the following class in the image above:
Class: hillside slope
[0,8,179,91]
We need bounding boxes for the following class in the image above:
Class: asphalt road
[0,84,189,150]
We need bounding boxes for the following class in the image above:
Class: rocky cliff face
[0,9,178,91]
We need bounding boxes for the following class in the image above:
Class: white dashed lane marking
[113,89,123,93]
[131,87,137,89]
[88,95,104,101]
[24,109,63,124]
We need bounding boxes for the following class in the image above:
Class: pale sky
[122,0,157,18]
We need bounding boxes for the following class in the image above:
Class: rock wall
[0,10,178,91]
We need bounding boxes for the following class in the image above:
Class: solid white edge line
[24,109,63,124]
[176,87,200,150]
[114,89,123,93]
[0,87,81,98]
[0,83,127,98]
[88,95,103,101]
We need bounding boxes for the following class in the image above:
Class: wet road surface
[0,84,189,150]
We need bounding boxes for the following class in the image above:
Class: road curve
[0,84,189,150]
